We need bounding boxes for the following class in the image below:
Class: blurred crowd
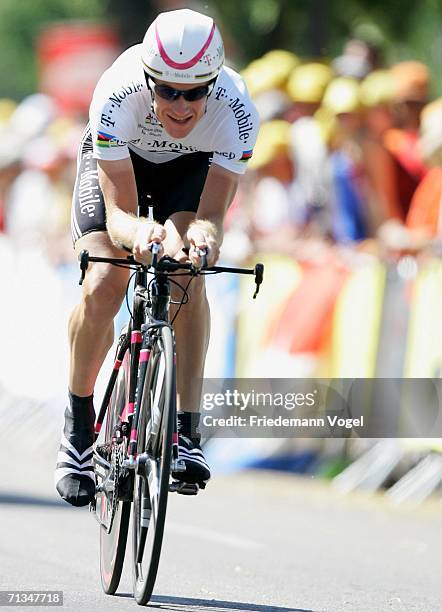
[226,39,442,263]
[0,94,85,265]
[1,38,442,267]
[1,37,441,491]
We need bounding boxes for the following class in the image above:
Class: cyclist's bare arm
[97,158,165,262]
[187,162,240,265]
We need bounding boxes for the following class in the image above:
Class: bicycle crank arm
[93,452,114,494]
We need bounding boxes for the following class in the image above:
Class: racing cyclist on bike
[55,8,259,506]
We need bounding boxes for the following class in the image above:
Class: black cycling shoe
[54,399,96,507]
[171,434,211,486]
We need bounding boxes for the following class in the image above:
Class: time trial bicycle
[79,244,264,605]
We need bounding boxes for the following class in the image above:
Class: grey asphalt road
[0,471,441,612]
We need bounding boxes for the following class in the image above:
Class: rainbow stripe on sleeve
[97,131,117,148]
[240,149,253,162]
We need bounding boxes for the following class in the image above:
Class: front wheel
[132,325,176,605]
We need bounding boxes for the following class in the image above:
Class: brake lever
[196,247,208,269]
[79,250,90,285]
[253,263,264,299]
[150,242,161,269]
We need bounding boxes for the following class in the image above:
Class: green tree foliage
[212,0,442,93]
[0,0,107,99]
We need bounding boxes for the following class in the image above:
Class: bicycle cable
[145,275,191,321]
[169,277,190,305]
[123,261,223,324]
[125,270,137,320]
[170,276,194,325]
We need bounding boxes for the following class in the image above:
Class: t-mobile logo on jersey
[228,98,254,142]
[215,86,228,101]
[78,156,101,217]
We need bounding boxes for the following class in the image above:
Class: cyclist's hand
[187,221,219,267]
[133,220,166,264]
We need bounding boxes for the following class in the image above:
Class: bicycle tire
[132,325,175,605]
[99,358,131,595]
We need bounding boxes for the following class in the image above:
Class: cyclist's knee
[81,265,127,321]
[174,274,206,303]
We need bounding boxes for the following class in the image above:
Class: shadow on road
[0,493,79,508]
[114,593,318,612]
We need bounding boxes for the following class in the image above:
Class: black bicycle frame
[93,258,175,464]
[83,231,263,460]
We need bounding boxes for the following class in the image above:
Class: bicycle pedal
[169,481,199,495]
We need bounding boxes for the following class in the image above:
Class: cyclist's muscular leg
[164,213,211,485]
[163,213,209,412]
[171,275,211,485]
[172,275,210,412]
[55,231,129,507]
[70,231,129,396]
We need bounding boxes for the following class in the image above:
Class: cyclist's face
[151,79,208,138]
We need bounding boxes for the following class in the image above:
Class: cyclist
[55,8,259,506]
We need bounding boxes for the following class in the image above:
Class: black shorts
[71,130,212,244]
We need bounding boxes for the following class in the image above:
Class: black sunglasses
[147,77,215,102]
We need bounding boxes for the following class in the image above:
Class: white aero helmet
[141,9,224,84]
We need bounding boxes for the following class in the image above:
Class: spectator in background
[377,61,429,223]
[285,62,333,123]
[406,99,442,239]
[332,37,381,80]
[286,63,334,235]
[1,93,83,264]
[359,69,395,141]
[6,136,69,249]
[358,69,395,231]
[242,50,298,122]
[246,119,306,253]
[322,77,371,242]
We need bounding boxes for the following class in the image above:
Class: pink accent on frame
[113,359,122,370]
[155,22,215,70]
[173,432,178,444]
[130,429,138,442]
[131,330,142,344]
[121,401,134,422]
[140,349,150,363]
[95,422,102,434]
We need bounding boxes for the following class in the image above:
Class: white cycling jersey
[89,44,259,174]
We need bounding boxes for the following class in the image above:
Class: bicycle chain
[106,442,121,534]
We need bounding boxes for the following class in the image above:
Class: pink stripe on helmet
[155,22,215,70]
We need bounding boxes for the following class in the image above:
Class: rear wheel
[99,355,131,595]
[133,326,175,605]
